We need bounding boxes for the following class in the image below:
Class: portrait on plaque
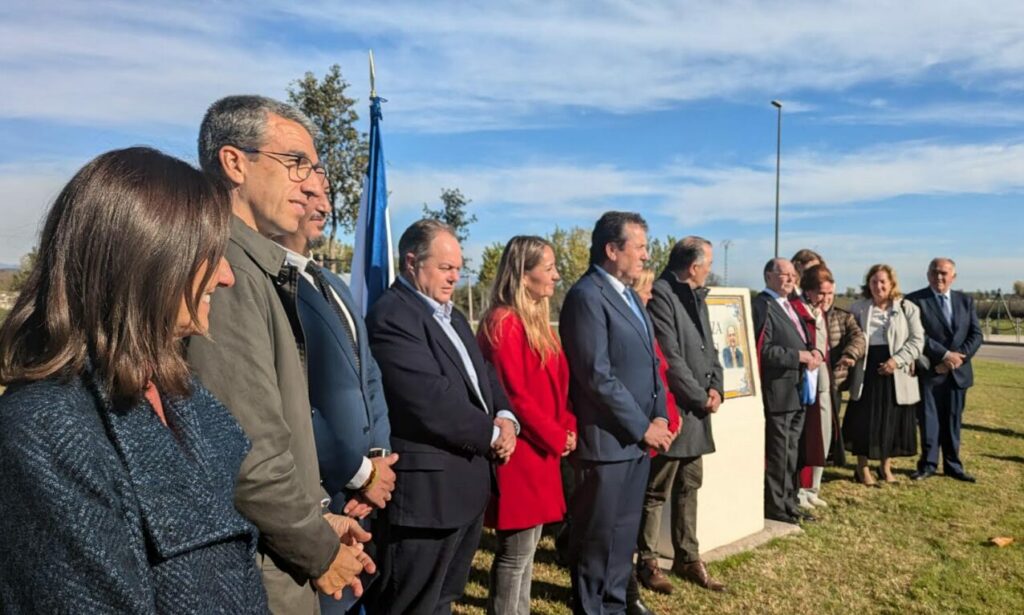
[706,294,755,399]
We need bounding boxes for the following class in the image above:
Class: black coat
[366,279,513,529]
[0,372,267,614]
[752,291,812,415]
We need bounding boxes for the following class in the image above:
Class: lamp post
[721,239,733,286]
[771,100,782,258]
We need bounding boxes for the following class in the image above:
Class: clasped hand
[491,417,517,464]
[315,513,377,600]
[643,419,676,453]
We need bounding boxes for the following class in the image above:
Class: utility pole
[771,100,783,258]
[721,239,733,286]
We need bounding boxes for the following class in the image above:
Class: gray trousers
[487,525,544,615]
[637,455,703,564]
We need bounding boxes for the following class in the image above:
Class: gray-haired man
[188,95,372,613]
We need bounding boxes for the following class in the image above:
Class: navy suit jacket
[298,270,391,507]
[559,266,667,462]
[752,291,812,415]
[366,279,513,529]
[906,287,983,389]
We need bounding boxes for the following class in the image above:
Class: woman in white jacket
[842,264,925,485]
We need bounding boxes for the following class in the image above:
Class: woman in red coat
[478,235,576,615]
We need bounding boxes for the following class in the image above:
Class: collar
[228,215,286,276]
[931,288,952,302]
[595,264,628,295]
[398,276,453,320]
[282,246,313,272]
[763,287,782,300]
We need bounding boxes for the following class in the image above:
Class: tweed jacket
[187,217,338,599]
[848,298,924,405]
[647,272,721,458]
[826,306,866,390]
[0,372,267,614]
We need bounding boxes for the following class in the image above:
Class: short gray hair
[398,219,456,274]
[198,95,318,184]
[667,236,711,273]
[928,257,956,272]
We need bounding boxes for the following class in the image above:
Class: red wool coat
[477,308,576,531]
[651,342,682,458]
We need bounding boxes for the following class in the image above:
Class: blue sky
[2,0,1022,292]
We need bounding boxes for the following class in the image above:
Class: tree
[548,226,590,289]
[477,241,505,289]
[287,64,369,250]
[311,238,353,274]
[10,247,37,291]
[647,235,679,278]
[423,188,477,244]
[1014,280,1024,297]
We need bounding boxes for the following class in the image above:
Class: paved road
[976,344,1024,365]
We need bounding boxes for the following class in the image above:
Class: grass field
[455,359,1024,614]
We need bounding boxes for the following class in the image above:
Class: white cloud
[830,102,1024,127]
[0,160,79,265]
[2,1,1023,132]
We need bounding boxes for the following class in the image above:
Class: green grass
[455,359,1024,614]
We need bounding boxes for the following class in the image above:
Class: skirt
[842,345,917,459]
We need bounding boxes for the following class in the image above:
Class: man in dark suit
[752,258,823,525]
[638,237,726,594]
[721,325,745,369]
[275,187,398,613]
[366,219,519,614]
[906,258,983,482]
[560,211,673,615]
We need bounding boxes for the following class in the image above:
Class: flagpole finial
[369,49,376,98]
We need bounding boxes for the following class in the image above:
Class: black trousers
[764,408,805,519]
[569,456,650,615]
[370,514,484,615]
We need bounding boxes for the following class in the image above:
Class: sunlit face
[692,244,714,288]
[299,183,331,243]
[635,279,654,306]
[606,223,649,284]
[869,270,893,305]
[176,257,235,337]
[523,246,560,301]
[766,259,797,296]
[235,114,322,237]
[409,232,462,304]
[805,280,835,311]
[927,260,956,294]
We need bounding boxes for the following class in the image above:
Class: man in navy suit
[560,211,673,615]
[276,184,398,612]
[721,325,745,369]
[906,258,983,482]
[366,219,519,615]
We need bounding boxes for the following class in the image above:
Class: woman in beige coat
[842,264,924,485]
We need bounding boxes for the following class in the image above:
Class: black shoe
[794,509,817,523]
[766,513,800,525]
[947,471,977,483]
[910,468,936,481]
[627,571,658,615]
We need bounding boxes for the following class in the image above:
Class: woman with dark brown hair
[0,147,268,613]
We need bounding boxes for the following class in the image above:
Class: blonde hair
[479,236,560,362]
[861,263,903,302]
[632,268,655,293]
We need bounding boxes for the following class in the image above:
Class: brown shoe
[637,558,674,595]
[673,560,727,592]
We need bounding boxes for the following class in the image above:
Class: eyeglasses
[238,147,327,183]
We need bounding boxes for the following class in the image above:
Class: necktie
[622,289,649,336]
[939,294,953,327]
[784,300,808,343]
[305,262,361,372]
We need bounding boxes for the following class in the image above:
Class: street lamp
[771,100,782,258]
[721,239,733,286]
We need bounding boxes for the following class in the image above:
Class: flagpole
[369,50,376,99]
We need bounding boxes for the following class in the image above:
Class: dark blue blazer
[0,372,267,614]
[906,287,983,389]
[299,270,391,506]
[366,279,513,529]
[559,266,667,462]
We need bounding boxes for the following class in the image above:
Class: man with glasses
[365,219,519,614]
[752,258,822,525]
[188,95,372,614]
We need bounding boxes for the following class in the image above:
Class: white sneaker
[808,494,828,508]
[797,490,816,509]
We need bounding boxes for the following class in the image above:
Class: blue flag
[350,96,394,316]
